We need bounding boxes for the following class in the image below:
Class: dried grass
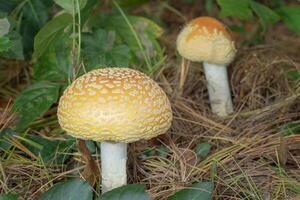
[1,46,300,199]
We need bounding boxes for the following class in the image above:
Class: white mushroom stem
[203,62,233,117]
[101,142,127,193]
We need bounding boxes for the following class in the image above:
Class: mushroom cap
[176,16,237,65]
[57,68,172,143]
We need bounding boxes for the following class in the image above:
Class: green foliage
[105,15,163,61]
[0,17,24,59]
[279,122,300,136]
[195,143,211,158]
[287,70,300,81]
[22,135,76,164]
[0,128,18,151]
[0,194,18,200]
[13,82,60,131]
[97,184,151,200]
[54,0,87,13]
[217,0,300,36]
[20,0,50,56]
[33,13,72,58]
[0,37,12,52]
[276,6,300,36]
[249,1,280,30]
[217,0,253,20]
[7,0,163,132]
[33,32,73,82]
[39,178,93,200]
[82,29,131,71]
[168,182,214,200]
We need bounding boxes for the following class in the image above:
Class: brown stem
[77,139,100,186]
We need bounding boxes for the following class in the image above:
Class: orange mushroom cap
[176,16,236,65]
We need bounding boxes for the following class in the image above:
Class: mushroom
[176,16,237,117]
[57,68,172,193]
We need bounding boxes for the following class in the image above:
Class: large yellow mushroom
[57,67,172,193]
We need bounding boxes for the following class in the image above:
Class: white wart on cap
[176,16,236,65]
[57,68,172,143]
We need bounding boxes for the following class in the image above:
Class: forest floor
[1,1,300,200]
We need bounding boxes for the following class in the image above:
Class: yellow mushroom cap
[57,68,172,143]
[176,16,237,65]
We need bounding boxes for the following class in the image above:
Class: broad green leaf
[33,13,72,58]
[54,34,73,81]
[0,30,24,59]
[250,1,280,30]
[39,178,93,200]
[23,135,76,164]
[0,128,17,151]
[168,182,213,200]
[20,0,50,56]
[54,0,87,13]
[82,29,131,71]
[0,0,17,13]
[97,184,151,200]
[195,143,211,158]
[0,17,10,36]
[276,6,300,36]
[0,194,18,200]
[0,37,12,52]
[13,82,60,131]
[33,33,72,82]
[105,15,163,60]
[217,0,253,20]
[33,50,66,81]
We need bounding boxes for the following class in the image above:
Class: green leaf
[13,82,60,131]
[279,122,300,136]
[105,15,163,60]
[97,184,151,200]
[0,17,10,36]
[158,145,168,158]
[228,25,245,33]
[0,30,24,59]
[250,1,280,30]
[39,178,93,200]
[23,135,75,164]
[286,70,300,81]
[117,0,149,7]
[217,0,253,20]
[0,37,12,52]
[82,29,131,71]
[205,0,214,14]
[33,50,66,81]
[195,143,211,158]
[0,194,18,200]
[276,6,300,36]
[168,182,213,200]
[33,13,72,58]
[54,0,87,13]
[33,34,72,82]
[0,128,18,151]
[20,0,51,57]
